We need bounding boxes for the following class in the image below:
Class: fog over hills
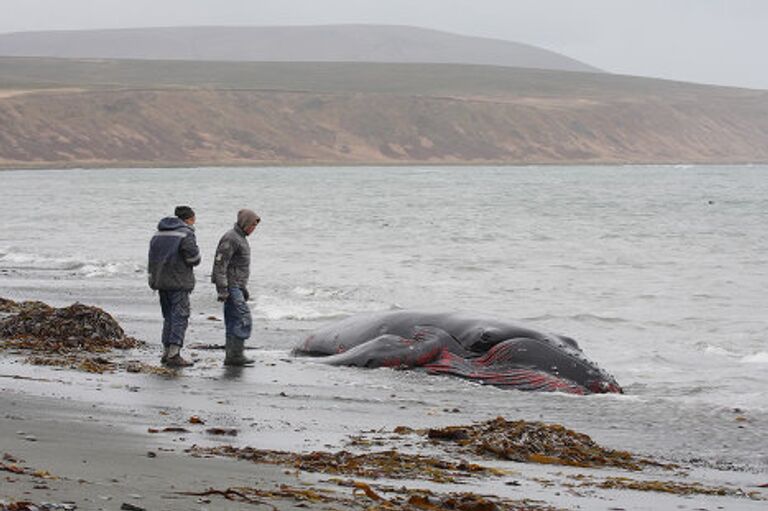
[0,25,600,73]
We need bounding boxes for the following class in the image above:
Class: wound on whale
[292,310,622,395]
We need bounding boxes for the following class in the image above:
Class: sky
[1,0,766,89]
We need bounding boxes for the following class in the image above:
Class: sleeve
[211,237,234,292]
[180,231,201,267]
[147,235,158,289]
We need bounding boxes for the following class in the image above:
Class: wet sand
[1,392,332,510]
[2,346,767,511]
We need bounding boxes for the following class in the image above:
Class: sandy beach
[1,392,330,511]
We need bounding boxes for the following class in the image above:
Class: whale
[293,310,622,395]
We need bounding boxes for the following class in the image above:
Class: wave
[521,313,630,324]
[741,352,768,364]
[253,286,394,322]
[699,345,768,365]
[704,346,736,359]
[256,302,349,322]
[0,248,142,278]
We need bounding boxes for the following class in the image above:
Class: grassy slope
[0,57,736,97]
[0,58,767,167]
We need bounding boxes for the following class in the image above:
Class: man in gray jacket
[212,208,260,366]
[148,205,201,367]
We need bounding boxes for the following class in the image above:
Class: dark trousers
[224,287,252,340]
[159,290,190,347]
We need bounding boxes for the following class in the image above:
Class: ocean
[1,165,767,476]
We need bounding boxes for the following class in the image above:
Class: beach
[2,165,767,510]
[1,392,327,511]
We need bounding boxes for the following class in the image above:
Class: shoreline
[1,159,767,172]
[2,369,767,511]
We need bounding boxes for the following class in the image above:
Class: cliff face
[1,86,767,168]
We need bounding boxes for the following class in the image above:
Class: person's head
[236,208,261,235]
[175,205,196,226]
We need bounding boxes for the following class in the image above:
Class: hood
[157,216,188,231]
[236,209,260,231]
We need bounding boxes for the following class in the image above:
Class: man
[212,208,260,367]
[147,205,201,368]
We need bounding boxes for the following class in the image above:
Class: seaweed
[0,503,75,511]
[180,480,561,510]
[0,301,143,353]
[0,298,52,315]
[0,298,152,374]
[188,445,505,483]
[414,417,671,470]
[565,474,765,500]
[0,452,57,481]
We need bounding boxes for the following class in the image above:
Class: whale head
[586,379,623,394]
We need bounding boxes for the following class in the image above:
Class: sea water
[1,165,766,470]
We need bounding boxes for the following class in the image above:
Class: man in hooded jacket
[147,205,201,367]
[212,208,260,366]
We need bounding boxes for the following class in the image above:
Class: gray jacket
[211,224,251,292]
[148,217,201,291]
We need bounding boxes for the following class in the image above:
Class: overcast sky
[2,0,766,89]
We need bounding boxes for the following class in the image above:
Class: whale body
[293,310,622,395]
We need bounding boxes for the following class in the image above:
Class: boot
[160,344,170,365]
[224,336,255,367]
[165,344,194,368]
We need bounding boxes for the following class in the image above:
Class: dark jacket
[211,224,250,293]
[148,217,201,291]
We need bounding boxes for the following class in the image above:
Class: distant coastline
[2,60,768,169]
[2,158,767,172]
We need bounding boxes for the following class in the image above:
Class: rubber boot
[160,344,170,365]
[224,336,255,367]
[165,344,194,368]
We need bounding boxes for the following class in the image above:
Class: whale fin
[319,326,452,368]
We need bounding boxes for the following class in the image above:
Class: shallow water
[1,165,767,472]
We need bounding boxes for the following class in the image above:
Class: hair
[174,205,195,221]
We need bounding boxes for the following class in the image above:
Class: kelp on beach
[350,417,673,471]
[181,480,562,511]
[0,298,52,315]
[0,299,142,352]
[187,417,761,503]
[188,445,505,484]
[419,416,671,471]
[0,298,155,374]
[567,474,763,499]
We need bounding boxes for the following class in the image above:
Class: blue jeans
[224,287,252,340]
[159,290,190,347]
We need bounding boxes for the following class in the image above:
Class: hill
[0,25,600,73]
[0,58,766,168]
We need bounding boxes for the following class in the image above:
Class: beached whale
[293,310,622,394]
